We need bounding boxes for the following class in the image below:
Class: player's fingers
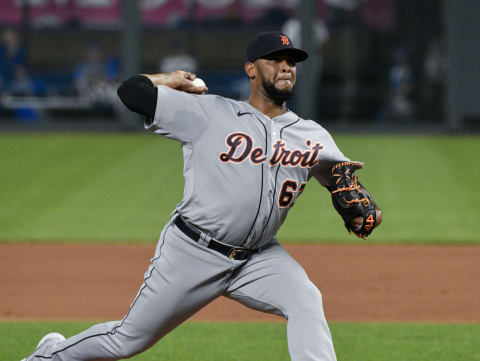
[187,86,208,94]
[375,209,382,226]
[349,216,362,231]
[184,72,196,81]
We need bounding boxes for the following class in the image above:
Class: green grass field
[4,321,480,361]
[1,133,479,243]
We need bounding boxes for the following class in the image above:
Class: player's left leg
[224,240,336,361]
[22,221,235,361]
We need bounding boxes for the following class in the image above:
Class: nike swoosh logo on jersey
[237,111,252,117]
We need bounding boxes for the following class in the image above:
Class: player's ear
[244,62,256,79]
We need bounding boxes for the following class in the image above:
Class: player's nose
[278,59,294,72]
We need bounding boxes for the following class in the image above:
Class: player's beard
[261,80,294,106]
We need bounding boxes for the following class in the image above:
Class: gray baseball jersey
[147,85,349,249]
[26,86,347,361]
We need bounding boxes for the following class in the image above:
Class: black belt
[174,216,255,261]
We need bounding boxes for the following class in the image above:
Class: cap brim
[257,47,309,63]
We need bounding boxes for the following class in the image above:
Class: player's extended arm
[117,71,208,117]
[314,161,382,238]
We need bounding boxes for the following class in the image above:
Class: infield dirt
[1,244,479,322]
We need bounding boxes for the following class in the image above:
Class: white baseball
[192,78,206,88]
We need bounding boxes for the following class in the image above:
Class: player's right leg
[225,240,337,361]
[23,220,234,361]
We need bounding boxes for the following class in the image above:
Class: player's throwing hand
[141,70,208,94]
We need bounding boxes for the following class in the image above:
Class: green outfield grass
[1,133,479,244]
[3,321,480,361]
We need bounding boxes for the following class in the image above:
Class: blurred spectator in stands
[282,16,330,51]
[73,43,120,108]
[420,37,448,119]
[0,28,33,95]
[159,38,198,74]
[387,46,414,120]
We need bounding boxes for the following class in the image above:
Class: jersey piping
[257,117,301,242]
[242,115,268,246]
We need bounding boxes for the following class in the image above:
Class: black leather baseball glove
[329,161,378,239]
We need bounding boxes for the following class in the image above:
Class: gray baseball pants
[31,219,337,361]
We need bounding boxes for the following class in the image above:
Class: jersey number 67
[278,180,306,208]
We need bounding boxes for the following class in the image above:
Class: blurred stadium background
[1,0,478,132]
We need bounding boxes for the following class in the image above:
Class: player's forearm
[141,73,176,87]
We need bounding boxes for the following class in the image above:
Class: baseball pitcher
[22,31,382,361]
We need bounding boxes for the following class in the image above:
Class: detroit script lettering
[219,132,323,167]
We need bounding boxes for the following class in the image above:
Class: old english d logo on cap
[280,35,290,46]
[246,31,309,63]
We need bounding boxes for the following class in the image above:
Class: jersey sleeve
[309,127,350,186]
[117,75,157,119]
[145,85,211,143]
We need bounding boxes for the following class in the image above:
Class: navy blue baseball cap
[246,31,309,63]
